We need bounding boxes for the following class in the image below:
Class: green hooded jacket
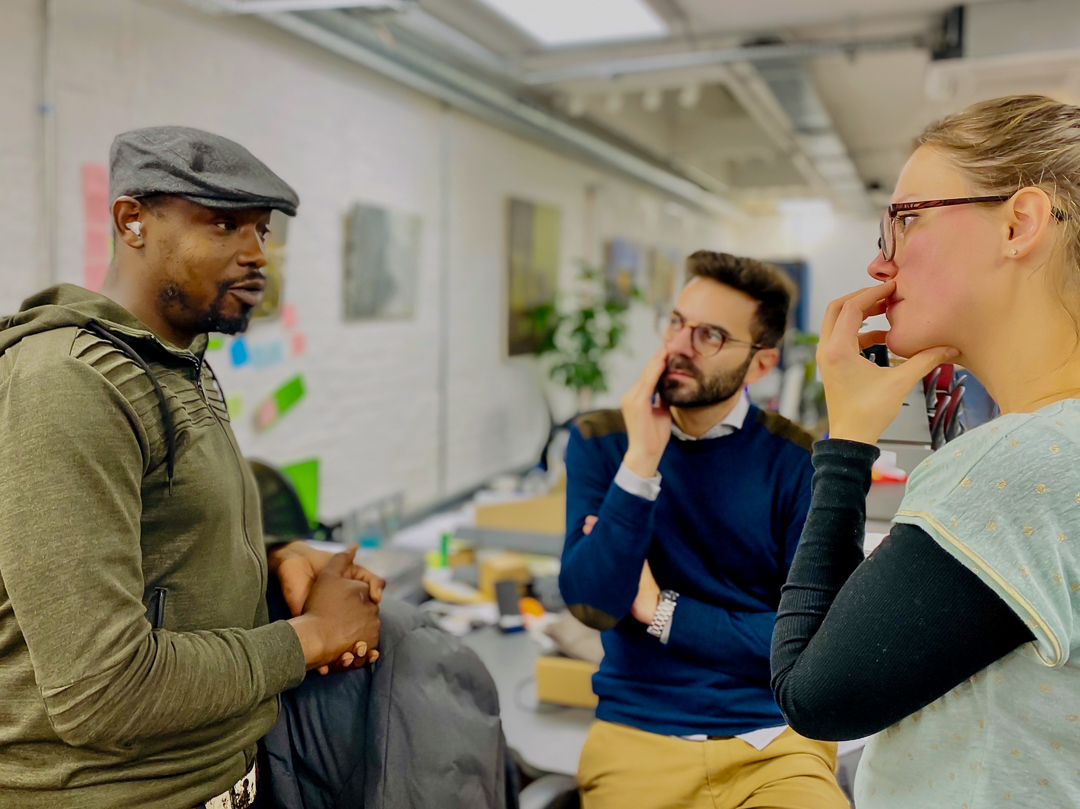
[0,285,306,808]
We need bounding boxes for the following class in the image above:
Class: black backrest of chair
[249,459,314,541]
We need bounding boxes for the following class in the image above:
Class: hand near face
[818,280,957,445]
[621,347,673,479]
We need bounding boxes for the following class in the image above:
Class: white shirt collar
[671,390,750,442]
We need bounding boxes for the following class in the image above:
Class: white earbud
[126,221,142,237]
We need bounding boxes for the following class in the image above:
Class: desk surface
[461,627,593,776]
[462,626,867,779]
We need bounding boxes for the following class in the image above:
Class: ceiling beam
[200,0,407,14]
[250,8,740,216]
[525,34,923,86]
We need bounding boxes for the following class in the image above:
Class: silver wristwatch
[647,589,679,639]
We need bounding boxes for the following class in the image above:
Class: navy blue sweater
[559,406,815,737]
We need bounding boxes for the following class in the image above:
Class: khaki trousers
[577,720,850,809]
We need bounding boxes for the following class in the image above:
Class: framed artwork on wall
[646,246,681,307]
[343,203,422,320]
[506,197,561,356]
[770,260,811,333]
[604,238,643,306]
[252,209,290,321]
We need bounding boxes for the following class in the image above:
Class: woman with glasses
[771,94,1080,808]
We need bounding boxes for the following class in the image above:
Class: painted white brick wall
[1,0,730,519]
[0,0,45,315]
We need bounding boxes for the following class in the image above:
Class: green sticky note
[207,338,223,351]
[274,375,306,415]
[280,458,319,528]
[255,374,307,431]
[225,394,244,419]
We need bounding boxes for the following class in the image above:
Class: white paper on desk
[420,600,498,636]
[863,532,888,556]
[472,490,536,506]
[390,507,473,551]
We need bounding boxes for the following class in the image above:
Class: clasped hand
[270,540,385,674]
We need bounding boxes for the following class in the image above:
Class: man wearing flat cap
[0,127,511,809]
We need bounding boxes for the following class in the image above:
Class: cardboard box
[535,655,599,709]
[478,552,531,601]
[474,493,566,535]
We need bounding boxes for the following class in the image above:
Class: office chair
[249,459,323,540]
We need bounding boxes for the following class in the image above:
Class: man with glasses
[559,251,848,809]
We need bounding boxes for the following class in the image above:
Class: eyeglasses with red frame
[878,194,1066,261]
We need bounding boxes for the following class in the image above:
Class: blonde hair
[918,95,1080,328]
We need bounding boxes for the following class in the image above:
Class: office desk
[455,526,564,557]
[462,625,868,788]
[461,627,593,776]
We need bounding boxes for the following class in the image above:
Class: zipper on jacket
[177,350,265,589]
[205,370,266,591]
[184,353,206,404]
[147,587,167,630]
[194,355,206,401]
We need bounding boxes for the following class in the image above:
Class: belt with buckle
[202,763,257,809]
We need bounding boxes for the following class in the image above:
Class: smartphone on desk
[494,580,524,633]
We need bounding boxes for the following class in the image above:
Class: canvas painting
[605,238,642,306]
[507,198,561,356]
[647,246,681,307]
[252,209,289,320]
[770,260,810,332]
[343,203,422,320]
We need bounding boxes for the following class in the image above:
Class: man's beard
[658,353,755,408]
[198,296,253,335]
[159,279,255,337]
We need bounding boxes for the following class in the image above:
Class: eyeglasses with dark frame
[656,310,765,357]
[877,194,1067,262]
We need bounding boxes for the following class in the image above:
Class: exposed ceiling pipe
[525,34,923,86]
[236,8,738,216]
[181,0,876,214]
[199,0,406,13]
[725,60,871,213]
[389,7,523,80]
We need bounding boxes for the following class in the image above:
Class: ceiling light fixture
[477,0,666,48]
[202,0,405,12]
[678,84,701,108]
[642,88,663,112]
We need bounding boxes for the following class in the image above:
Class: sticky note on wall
[254,374,306,431]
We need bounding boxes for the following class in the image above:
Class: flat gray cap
[109,126,299,216]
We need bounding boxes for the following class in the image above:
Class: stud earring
[1010,249,1018,256]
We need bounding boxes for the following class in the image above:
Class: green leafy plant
[529,263,639,410]
[787,330,826,432]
